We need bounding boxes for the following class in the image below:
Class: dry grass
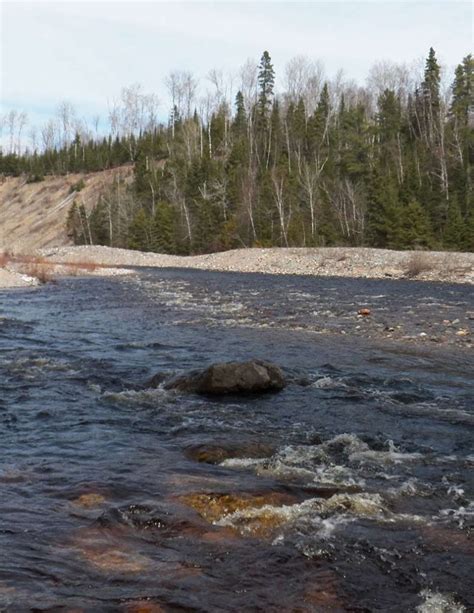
[0,251,11,267]
[63,263,99,276]
[73,261,99,272]
[439,253,473,278]
[3,254,101,284]
[404,252,434,278]
[22,262,56,284]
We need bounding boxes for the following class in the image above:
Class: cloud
[1,0,472,127]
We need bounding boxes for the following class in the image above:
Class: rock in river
[153,359,286,395]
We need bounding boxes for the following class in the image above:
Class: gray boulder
[158,359,286,395]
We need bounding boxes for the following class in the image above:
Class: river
[0,269,473,612]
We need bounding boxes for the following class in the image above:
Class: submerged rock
[124,602,166,613]
[96,504,171,532]
[82,548,150,573]
[179,491,295,523]
[73,493,106,508]
[156,359,286,395]
[185,442,275,464]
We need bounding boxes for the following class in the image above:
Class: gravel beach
[1,246,473,289]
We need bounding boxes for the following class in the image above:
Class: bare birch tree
[271,168,291,246]
[284,55,325,115]
[323,179,366,243]
[299,158,327,241]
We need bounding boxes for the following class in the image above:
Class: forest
[1,48,473,253]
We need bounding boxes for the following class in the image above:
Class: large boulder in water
[159,360,286,395]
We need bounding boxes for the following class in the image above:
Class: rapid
[0,269,472,612]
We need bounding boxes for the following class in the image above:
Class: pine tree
[88,199,110,245]
[399,199,434,249]
[463,209,474,251]
[270,99,283,165]
[366,167,401,247]
[443,196,465,248]
[450,63,469,124]
[307,83,331,159]
[152,202,176,253]
[257,51,275,121]
[128,209,152,250]
[232,91,247,136]
[421,47,441,139]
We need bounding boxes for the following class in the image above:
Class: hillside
[0,166,132,252]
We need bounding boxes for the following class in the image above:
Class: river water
[0,269,473,612]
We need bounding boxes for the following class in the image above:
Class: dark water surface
[0,270,473,612]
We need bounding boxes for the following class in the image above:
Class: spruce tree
[443,196,465,248]
[366,167,401,247]
[422,47,441,127]
[152,202,176,253]
[257,51,275,121]
[399,199,434,249]
[233,91,247,136]
[128,209,152,250]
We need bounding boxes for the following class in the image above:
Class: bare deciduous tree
[41,118,58,152]
[56,101,76,149]
[299,158,327,241]
[239,59,258,114]
[271,168,291,246]
[241,166,258,243]
[323,178,366,243]
[284,55,325,115]
[108,84,159,158]
[165,71,198,119]
[3,110,28,154]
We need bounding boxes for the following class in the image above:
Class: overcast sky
[1,0,472,129]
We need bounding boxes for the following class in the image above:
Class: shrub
[69,178,86,194]
[24,263,55,284]
[0,251,11,267]
[26,173,44,183]
[404,252,434,278]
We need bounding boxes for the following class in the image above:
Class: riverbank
[1,246,473,289]
[0,267,40,288]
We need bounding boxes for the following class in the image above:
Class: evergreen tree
[443,196,465,248]
[232,91,247,136]
[128,209,152,250]
[152,202,176,253]
[399,199,434,249]
[366,167,401,247]
[3,48,473,254]
[257,51,275,123]
[421,47,441,136]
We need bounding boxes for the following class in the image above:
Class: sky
[0,0,472,132]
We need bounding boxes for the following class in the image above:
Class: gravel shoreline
[0,268,40,289]
[1,246,473,289]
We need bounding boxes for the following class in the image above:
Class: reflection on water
[0,270,473,611]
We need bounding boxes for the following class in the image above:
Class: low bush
[69,179,86,194]
[24,263,55,284]
[26,173,44,183]
[404,252,434,278]
[0,251,11,267]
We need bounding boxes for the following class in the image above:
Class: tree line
[1,48,473,252]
